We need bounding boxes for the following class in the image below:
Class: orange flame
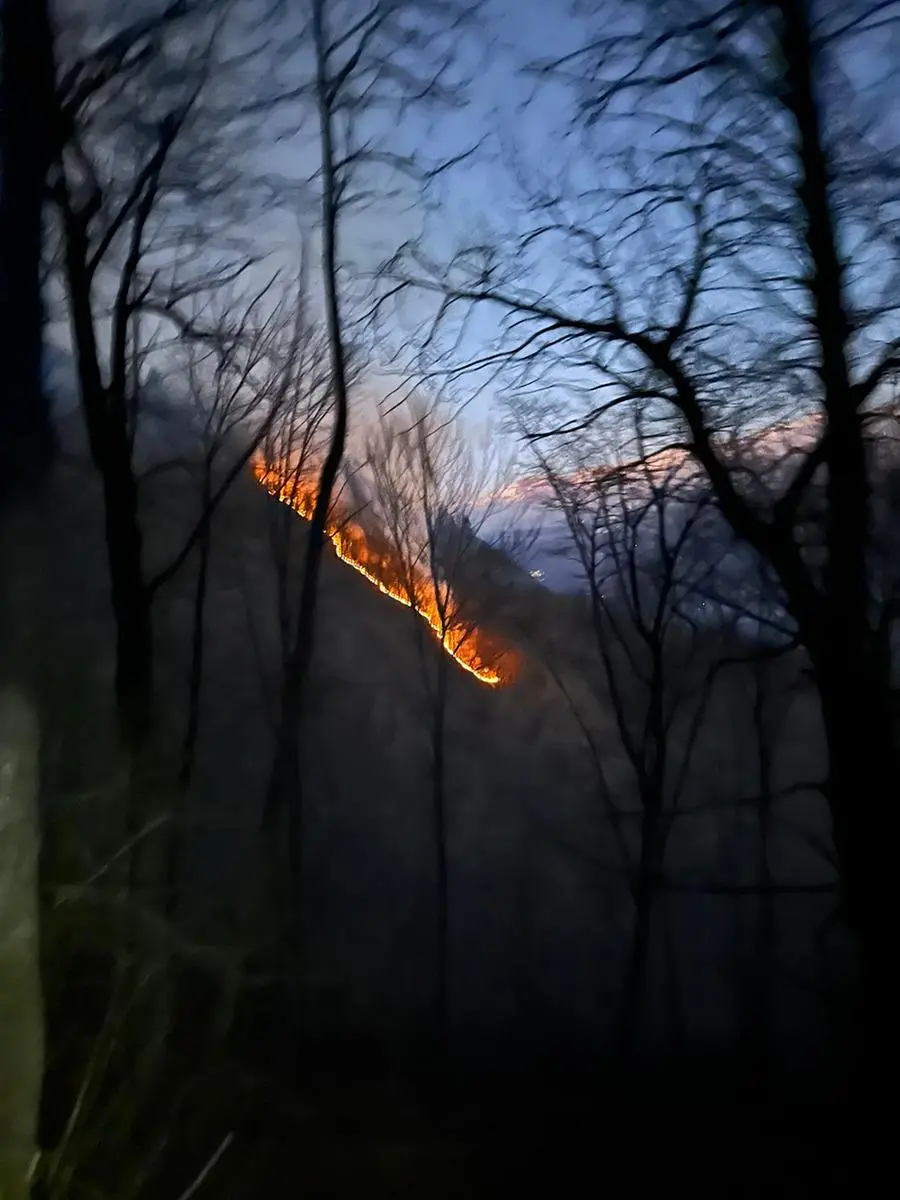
[253,457,515,687]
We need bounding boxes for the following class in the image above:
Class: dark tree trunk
[0,0,58,494]
[776,0,895,1051]
[745,660,775,1100]
[167,477,214,925]
[105,463,154,750]
[616,814,658,1081]
[617,639,668,1070]
[98,425,156,957]
[813,653,893,1047]
[179,480,213,792]
[263,0,350,943]
[432,661,450,1047]
[61,193,156,937]
[59,179,155,753]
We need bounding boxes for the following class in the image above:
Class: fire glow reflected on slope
[253,457,515,687]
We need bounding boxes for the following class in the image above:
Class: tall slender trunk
[617,643,667,1066]
[61,202,166,1119]
[263,0,350,962]
[616,811,658,1080]
[169,475,214,930]
[0,4,57,1166]
[70,291,156,890]
[813,658,892,1041]
[0,0,58,495]
[777,0,894,1044]
[61,196,155,754]
[618,692,668,1077]
[179,478,213,793]
[97,424,165,1081]
[432,661,450,1047]
[104,456,154,755]
[746,660,775,1099]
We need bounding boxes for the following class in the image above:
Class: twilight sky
[48,0,900,463]
[248,0,586,432]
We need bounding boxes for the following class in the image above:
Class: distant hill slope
[1,400,843,1063]
[497,410,900,638]
[0,438,611,1040]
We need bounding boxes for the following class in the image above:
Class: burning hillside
[253,458,516,686]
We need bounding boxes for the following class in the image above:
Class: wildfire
[252,458,514,687]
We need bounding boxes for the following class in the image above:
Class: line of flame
[253,458,512,687]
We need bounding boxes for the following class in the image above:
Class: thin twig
[174,1132,234,1200]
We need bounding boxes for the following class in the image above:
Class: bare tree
[364,400,512,1042]
[42,5,295,884]
[742,654,777,1098]
[391,0,900,1038]
[523,420,726,1069]
[47,0,255,752]
[261,0,350,871]
[169,281,296,792]
[510,398,850,1086]
[23,10,302,1181]
[259,0,481,964]
[256,300,334,681]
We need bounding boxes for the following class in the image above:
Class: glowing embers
[253,459,514,686]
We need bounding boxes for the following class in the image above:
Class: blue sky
[248,0,585,430]
[49,0,900,464]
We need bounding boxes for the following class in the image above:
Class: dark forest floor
[164,1047,864,1199]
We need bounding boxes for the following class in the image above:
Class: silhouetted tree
[393,0,900,1043]
[260,0,482,965]
[365,400,512,1044]
[49,1,236,750]
[172,280,291,793]
[526,420,722,1072]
